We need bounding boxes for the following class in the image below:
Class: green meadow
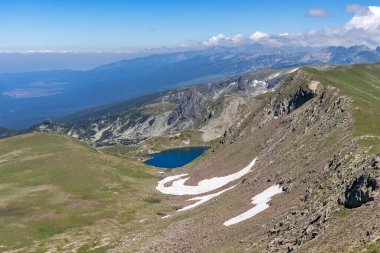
[306,63,380,153]
[0,133,161,251]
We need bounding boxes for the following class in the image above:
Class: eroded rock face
[268,75,319,118]
[341,173,378,208]
[167,90,206,126]
[371,154,380,169]
[200,96,251,142]
[287,87,316,113]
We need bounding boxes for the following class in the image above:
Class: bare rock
[341,173,379,208]
[371,154,380,169]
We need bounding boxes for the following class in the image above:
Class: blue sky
[0,0,379,51]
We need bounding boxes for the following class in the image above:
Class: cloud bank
[202,5,380,48]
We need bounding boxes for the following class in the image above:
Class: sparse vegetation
[349,240,380,253]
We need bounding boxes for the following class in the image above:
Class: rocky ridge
[35,68,295,147]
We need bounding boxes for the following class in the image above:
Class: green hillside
[0,133,160,251]
[306,63,380,152]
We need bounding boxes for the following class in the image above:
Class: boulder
[341,173,379,208]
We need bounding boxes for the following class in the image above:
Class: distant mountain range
[33,67,294,147]
[308,45,380,64]
[1,44,380,129]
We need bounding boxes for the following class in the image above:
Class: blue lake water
[144,146,209,169]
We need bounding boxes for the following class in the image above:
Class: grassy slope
[306,63,380,153]
[349,240,380,253]
[0,133,160,251]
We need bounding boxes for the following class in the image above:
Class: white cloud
[232,33,244,43]
[250,31,268,40]
[202,34,228,46]
[307,8,330,17]
[202,33,247,46]
[201,5,380,48]
[345,6,380,31]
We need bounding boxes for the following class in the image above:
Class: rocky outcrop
[287,87,316,113]
[372,154,380,170]
[272,86,316,117]
[200,96,251,142]
[263,71,321,121]
[341,173,379,208]
[166,90,206,127]
[274,80,317,117]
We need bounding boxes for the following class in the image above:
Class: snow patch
[286,67,299,74]
[178,185,236,211]
[212,82,235,100]
[252,80,267,87]
[223,185,283,226]
[267,72,280,80]
[156,157,257,196]
[267,67,299,80]
[93,126,111,142]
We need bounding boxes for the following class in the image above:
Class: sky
[1,0,380,52]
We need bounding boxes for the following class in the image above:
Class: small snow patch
[287,67,299,74]
[252,80,267,87]
[178,185,236,212]
[223,185,282,226]
[267,72,280,80]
